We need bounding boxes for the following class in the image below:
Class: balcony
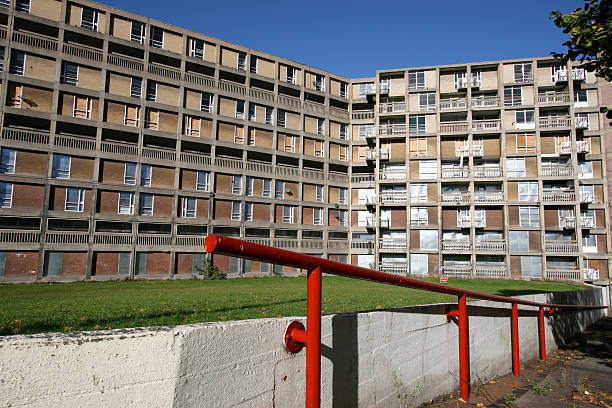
[537,92,570,105]
[366,148,389,161]
[379,125,406,136]
[473,191,503,203]
[440,98,467,110]
[542,190,575,203]
[363,84,376,96]
[471,96,500,108]
[559,216,576,229]
[442,239,471,251]
[545,240,578,253]
[12,31,58,52]
[472,119,501,132]
[474,217,486,228]
[584,268,599,280]
[557,141,572,155]
[136,234,172,246]
[0,230,40,243]
[380,191,408,203]
[379,239,407,250]
[442,264,472,277]
[142,146,176,162]
[553,70,568,82]
[457,218,471,228]
[352,110,375,120]
[472,144,484,157]
[351,240,375,250]
[574,116,589,129]
[475,239,506,252]
[45,232,89,245]
[379,102,406,114]
[440,121,469,133]
[475,265,507,278]
[572,68,586,81]
[63,43,103,63]
[473,167,502,178]
[379,263,408,275]
[379,168,406,180]
[581,216,595,228]
[542,165,574,177]
[579,191,594,203]
[94,233,132,245]
[1,127,49,145]
[539,116,572,129]
[441,191,471,203]
[352,174,376,184]
[366,217,389,229]
[576,140,591,153]
[441,168,469,179]
[547,268,581,281]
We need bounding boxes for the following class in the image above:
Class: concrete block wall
[0,286,608,407]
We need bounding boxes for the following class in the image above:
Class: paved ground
[426,317,612,407]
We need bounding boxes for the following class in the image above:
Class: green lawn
[0,277,585,336]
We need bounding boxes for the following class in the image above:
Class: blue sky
[100,0,581,79]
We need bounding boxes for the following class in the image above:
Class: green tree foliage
[196,257,227,280]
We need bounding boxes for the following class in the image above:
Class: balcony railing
[473,191,503,203]
[63,43,103,62]
[142,147,176,162]
[559,216,576,229]
[107,53,145,71]
[542,191,575,203]
[442,264,472,277]
[557,141,572,155]
[475,265,507,278]
[363,84,376,96]
[579,191,594,203]
[380,191,408,203]
[474,217,486,228]
[553,70,568,82]
[379,239,407,250]
[136,234,172,246]
[539,116,572,128]
[581,216,595,228]
[537,92,570,104]
[440,121,469,133]
[457,218,471,228]
[101,141,139,156]
[472,119,501,132]
[379,102,406,113]
[54,134,96,151]
[576,140,591,153]
[584,268,599,280]
[148,63,182,81]
[1,128,49,145]
[441,191,471,203]
[379,125,406,136]
[184,72,216,89]
[0,230,40,243]
[180,151,211,166]
[440,98,467,110]
[545,240,578,253]
[351,240,375,249]
[575,116,589,129]
[441,168,469,179]
[471,96,500,108]
[176,236,207,247]
[45,232,89,244]
[442,239,471,251]
[12,31,58,51]
[475,239,506,252]
[351,174,375,184]
[379,168,406,180]
[547,268,581,281]
[572,69,586,81]
[352,110,375,120]
[473,167,502,178]
[542,165,574,177]
[379,263,408,275]
[472,144,484,157]
[94,233,132,245]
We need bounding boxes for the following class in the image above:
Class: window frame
[408,71,425,90]
[516,133,536,153]
[140,164,152,186]
[182,197,197,218]
[124,163,136,185]
[0,182,13,208]
[504,86,522,106]
[150,26,164,48]
[190,38,205,60]
[418,92,436,111]
[65,188,85,212]
[231,201,241,221]
[130,77,142,98]
[9,50,25,76]
[410,207,428,226]
[118,191,135,215]
[513,62,533,83]
[519,206,540,227]
[130,21,145,44]
[507,157,526,177]
[410,183,428,203]
[80,7,99,31]
[61,62,79,86]
[52,154,71,179]
[196,171,210,191]
[409,115,426,134]
[231,175,242,195]
[0,148,16,174]
[313,207,323,225]
[518,181,538,202]
[139,193,154,216]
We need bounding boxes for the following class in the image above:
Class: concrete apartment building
[0,0,610,282]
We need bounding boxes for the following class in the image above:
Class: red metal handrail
[205,234,607,407]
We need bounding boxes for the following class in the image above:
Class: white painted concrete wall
[0,287,608,408]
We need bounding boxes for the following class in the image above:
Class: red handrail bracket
[446,308,459,323]
[285,320,306,353]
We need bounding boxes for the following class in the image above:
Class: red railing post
[511,303,520,375]
[306,266,322,408]
[458,294,469,401]
[538,307,546,360]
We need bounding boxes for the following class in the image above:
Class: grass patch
[0,277,584,336]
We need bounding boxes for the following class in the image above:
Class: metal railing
[440,121,469,133]
[205,235,606,407]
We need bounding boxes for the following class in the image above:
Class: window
[277,110,286,127]
[241,176,253,196]
[0,47,4,72]
[65,188,85,212]
[196,171,210,191]
[409,116,426,134]
[575,113,589,129]
[509,231,529,252]
[504,86,522,106]
[339,124,347,140]
[264,107,274,125]
[130,21,145,44]
[248,104,257,121]
[184,116,201,136]
[314,74,325,91]
[182,197,196,218]
[578,161,593,179]
[419,93,436,111]
[244,202,253,221]
[15,0,29,13]
[521,256,542,278]
[358,83,372,98]
[250,56,258,74]
[130,77,142,98]
[410,207,428,226]
[471,71,482,87]
[317,118,325,135]
[118,192,134,214]
[150,27,163,48]
[286,66,297,84]
[237,52,246,71]
[9,50,25,75]
[454,72,467,89]
[337,210,347,227]
[518,181,538,202]
[139,193,153,216]
[519,206,539,227]
[313,208,323,225]
[146,81,157,102]
[314,140,325,157]
[61,62,78,86]
[551,65,567,82]
[419,160,437,179]
[190,38,205,59]
[80,7,99,31]
[408,71,425,90]
[230,201,241,221]
[118,253,131,275]
[262,179,271,197]
[506,157,525,177]
[315,185,324,202]
[420,230,438,251]
[0,148,16,174]
[73,96,92,119]
[231,175,242,195]
[275,180,285,199]
[282,205,294,223]
[52,154,70,179]
[514,62,533,83]
[124,105,140,127]
[339,83,348,98]
[515,110,534,129]
[410,253,428,275]
[0,182,13,208]
[146,109,158,130]
[516,133,536,152]
[410,183,428,202]
[124,163,136,184]
[358,124,374,140]
[409,138,427,156]
[582,233,597,253]
[574,89,587,105]
[338,188,348,205]
[200,92,213,113]
[140,164,152,186]
[235,100,245,119]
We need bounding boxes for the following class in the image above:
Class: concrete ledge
[0,287,608,407]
